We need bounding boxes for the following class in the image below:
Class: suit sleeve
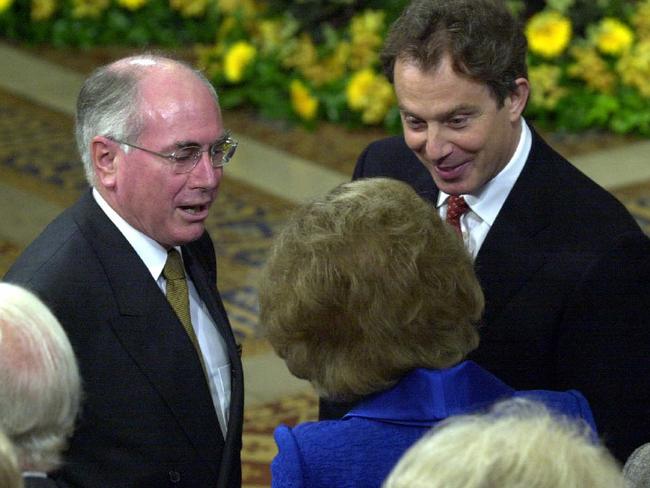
[352,144,371,181]
[556,231,650,461]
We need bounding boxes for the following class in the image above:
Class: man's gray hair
[75,53,219,186]
[0,282,82,473]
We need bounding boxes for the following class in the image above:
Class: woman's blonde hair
[259,178,483,401]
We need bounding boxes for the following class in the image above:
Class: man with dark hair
[5,54,244,487]
[321,0,650,462]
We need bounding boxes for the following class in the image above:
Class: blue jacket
[272,361,595,488]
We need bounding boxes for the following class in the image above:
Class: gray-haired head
[623,443,650,488]
[384,398,624,488]
[75,53,219,186]
[0,282,82,473]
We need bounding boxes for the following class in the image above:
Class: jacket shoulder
[353,136,435,201]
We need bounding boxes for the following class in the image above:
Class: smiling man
[320,0,650,463]
[5,54,244,487]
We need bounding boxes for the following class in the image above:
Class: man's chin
[164,225,207,248]
[431,174,464,195]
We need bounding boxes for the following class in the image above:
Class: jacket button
[169,471,181,483]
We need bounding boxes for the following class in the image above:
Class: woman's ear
[507,77,530,122]
[91,136,119,188]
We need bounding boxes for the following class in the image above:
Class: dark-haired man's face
[395,56,529,196]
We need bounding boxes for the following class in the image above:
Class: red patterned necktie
[446,195,470,237]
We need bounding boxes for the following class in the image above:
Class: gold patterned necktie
[163,249,199,349]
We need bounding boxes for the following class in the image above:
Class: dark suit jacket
[320,128,650,461]
[5,190,244,487]
[23,475,58,488]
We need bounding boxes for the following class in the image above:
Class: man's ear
[507,77,530,122]
[91,136,119,188]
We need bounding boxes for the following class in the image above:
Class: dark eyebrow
[398,104,480,121]
[443,105,480,118]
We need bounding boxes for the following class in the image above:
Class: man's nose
[189,152,221,189]
[424,125,453,161]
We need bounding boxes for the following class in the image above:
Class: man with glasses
[5,53,244,487]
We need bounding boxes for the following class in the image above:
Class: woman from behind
[259,178,597,488]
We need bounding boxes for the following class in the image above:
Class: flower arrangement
[195,0,402,130]
[2,0,650,136]
[525,0,650,136]
[0,0,221,46]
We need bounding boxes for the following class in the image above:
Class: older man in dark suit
[5,54,244,487]
[321,0,650,462]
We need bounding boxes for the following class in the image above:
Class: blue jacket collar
[343,361,513,426]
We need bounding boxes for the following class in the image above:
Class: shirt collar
[22,471,48,478]
[92,188,170,281]
[437,118,532,226]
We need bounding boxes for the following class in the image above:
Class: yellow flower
[117,0,146,11]
[31,0,56,21]
[525,10,572,58]
[528,64,568,110]
[360,77,394,124]
[71,0,108,19]
[169,0,206,17]
[346,69,395,124]
[223,41,257,83]
[290,79,318,121]
[595,18,634,56]
[568,45,616,94]
[617,40,650,97]
[348,10,385,70]
[0,0,14,13]
[347,68,376,111]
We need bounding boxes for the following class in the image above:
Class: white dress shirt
[93,189,231,435]
[438,119,532,259]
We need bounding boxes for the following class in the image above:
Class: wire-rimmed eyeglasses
[110,132,238,174]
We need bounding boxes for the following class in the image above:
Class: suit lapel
[71,192,224,468]
[183,244,234,345]
[183,242,245,485]
[475,132,556,324]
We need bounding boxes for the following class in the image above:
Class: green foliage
[2,0,649,136]
[265,0,407,36]
[0,0,221,47]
